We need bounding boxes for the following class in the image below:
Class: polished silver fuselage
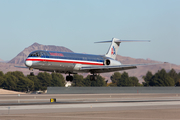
[23,38,153,76]
[25,50,121,74]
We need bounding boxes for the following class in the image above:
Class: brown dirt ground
[0,89,26,94]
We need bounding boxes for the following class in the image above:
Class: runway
[0,93,180,120]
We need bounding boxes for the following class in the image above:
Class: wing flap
[80,62,163,73]
[80,65,136,70]
[80,65,137,73]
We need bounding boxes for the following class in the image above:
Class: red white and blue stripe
[26,57,104,66]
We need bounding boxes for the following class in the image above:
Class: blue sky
[0,0,180,65]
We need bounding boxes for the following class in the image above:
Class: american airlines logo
[111,46,116,55]
[49,52,64,57]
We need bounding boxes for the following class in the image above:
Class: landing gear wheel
[90,75,97,81]
[66,75,73,82]
[30,72,34,76]
[66,76,69,81]
[69,76,73,82]
[90,75,94,81]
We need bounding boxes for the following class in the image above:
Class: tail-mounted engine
[104,59,111,65]
[104,59,121,66]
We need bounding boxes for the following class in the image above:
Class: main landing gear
[66,73,73,82]
[30,72,34,76]
[90,73,97,81]
[65,73,97,82]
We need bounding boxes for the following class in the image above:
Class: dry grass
[0,89,26,94]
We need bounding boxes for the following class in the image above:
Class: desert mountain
[0,43,180,82]
[8,43,73,64]
[0,58,3,62]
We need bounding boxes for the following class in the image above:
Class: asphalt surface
[0,93,180,120]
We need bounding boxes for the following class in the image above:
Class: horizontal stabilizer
[94,40,112,43]
[114,40,150,43]
[95,39,150,43]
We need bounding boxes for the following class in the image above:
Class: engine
[104,59,121,66]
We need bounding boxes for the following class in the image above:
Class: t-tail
[95,38,150,60]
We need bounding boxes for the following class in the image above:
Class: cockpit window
[29,52,43,57]
[40,52,45,56]
[28,51,48,57]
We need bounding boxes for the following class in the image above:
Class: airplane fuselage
[25,50,118,74]
[23,38,152,81]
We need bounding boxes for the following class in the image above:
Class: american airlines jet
[23,38,156,81]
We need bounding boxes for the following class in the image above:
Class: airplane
[22,38,158,81]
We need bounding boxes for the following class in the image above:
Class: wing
[80,63,162,73]
[14,66,28,68]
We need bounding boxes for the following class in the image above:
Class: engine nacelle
[104,59,111,65]
[104,59,121,66]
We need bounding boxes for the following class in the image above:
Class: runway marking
[0,93,176,97]
[0,101,180,110]
[0,115,179,120]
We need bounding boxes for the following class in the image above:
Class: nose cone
[25,60,32,67]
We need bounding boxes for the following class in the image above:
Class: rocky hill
[0,43,179,83]
[0,58,3,62]
[8,42,73,64]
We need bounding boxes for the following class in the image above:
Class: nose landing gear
[30,72,34,76]
[29,68,34,76]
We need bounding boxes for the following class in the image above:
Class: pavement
[0,93,180,120]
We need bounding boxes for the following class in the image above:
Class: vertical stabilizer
[95,38,150,60]
[105,38,120,59]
